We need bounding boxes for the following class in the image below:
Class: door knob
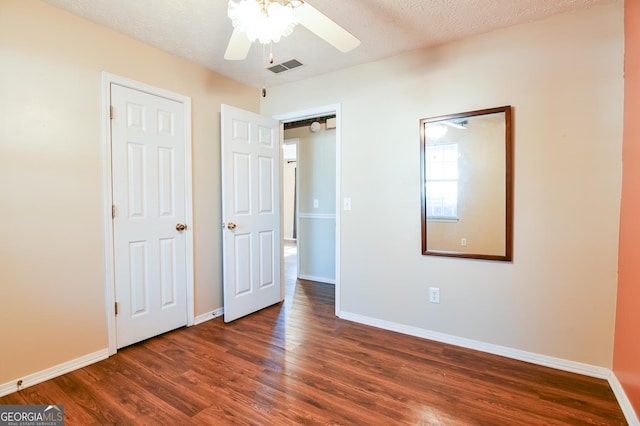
[176,223,187,231]
[226,222,237,230]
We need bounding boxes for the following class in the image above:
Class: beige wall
[262,1,623,367]
[0,0,258,385]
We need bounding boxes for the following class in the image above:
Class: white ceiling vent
[268,59,303,74]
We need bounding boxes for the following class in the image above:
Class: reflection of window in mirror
[425,143,458,220]
[420,105,513,261]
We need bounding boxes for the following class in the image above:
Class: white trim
[101,74,117,355]
[340,310,611,379]
[274,104,342,316]
[334,107,342,317]
[609,372,640,425]
[298,213,336,220]
[298,274,336,285]
[194,308,224,325]
[275,104,339,124]
[101,72,195,356]
[0,349,109,398]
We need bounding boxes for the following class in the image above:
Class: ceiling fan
[224,0,361,61]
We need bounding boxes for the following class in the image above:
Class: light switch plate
[343,197,351,211]
[429,287,440,304]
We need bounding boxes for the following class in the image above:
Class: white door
[221,104,282,322]
[111,84,188,348]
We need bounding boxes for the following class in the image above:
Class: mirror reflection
[420,106,512,261]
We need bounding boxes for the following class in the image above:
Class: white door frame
[101,72,195,356]
[274,104,342,316]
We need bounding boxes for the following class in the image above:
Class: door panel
[221,104,281,323]
[129,241,148,316]
[259,230,275,288]
[112,84,188,348]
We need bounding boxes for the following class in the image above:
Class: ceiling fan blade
[224,28,252,60]
[296,3,360,53]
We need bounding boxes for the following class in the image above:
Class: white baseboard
[298,274,335,285]
[194,308,224,325]
[0,349,109,398]
[339,310,640,424]
[0,306,226,399]
[608,372,640,425]
[339,311,610,378]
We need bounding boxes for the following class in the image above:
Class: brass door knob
[176,223,187,231]
[226,222,237,230]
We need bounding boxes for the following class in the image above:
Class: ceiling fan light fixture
[224,0,359,62]
[228,0,300,45]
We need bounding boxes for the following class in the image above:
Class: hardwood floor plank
[0,245,627,424]
[50,371,143,424]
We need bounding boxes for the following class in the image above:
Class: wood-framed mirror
[420,105,513,261]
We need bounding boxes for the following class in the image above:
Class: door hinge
[110,105,114,120]
[115,302,119,316]
[112,205,116,219]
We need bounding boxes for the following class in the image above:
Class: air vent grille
[268,59,303,74]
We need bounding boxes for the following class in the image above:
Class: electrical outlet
[313,199,319,209]
[461,238,467,247]
[429,287,440,304]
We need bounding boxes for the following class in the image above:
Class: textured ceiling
[41,0,611,89]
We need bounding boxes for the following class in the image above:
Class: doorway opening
[275,105,341,316]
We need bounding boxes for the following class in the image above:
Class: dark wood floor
[1,243,626,425]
